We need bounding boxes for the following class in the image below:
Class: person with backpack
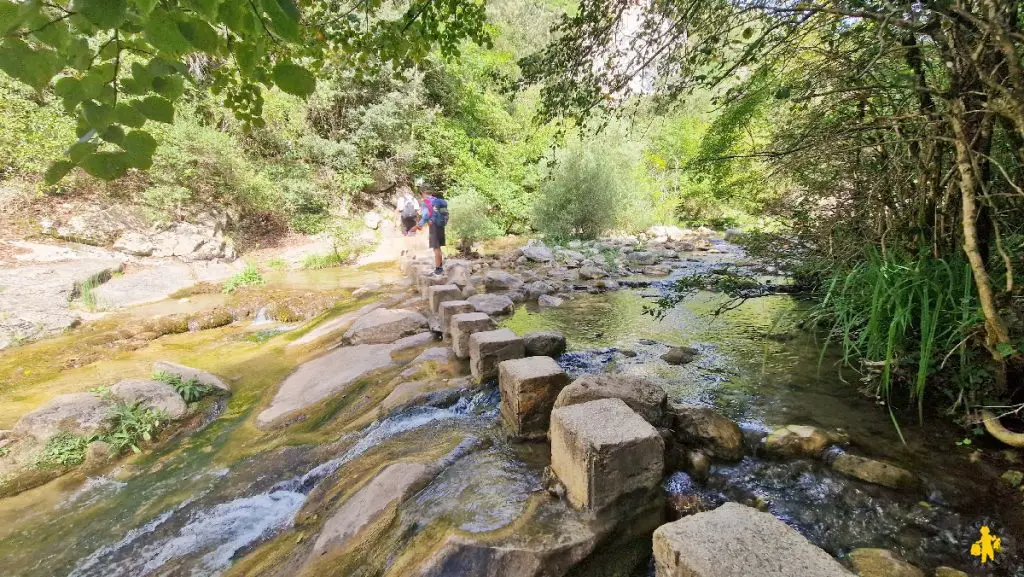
[396,188,419,236]
[412,182,448,275]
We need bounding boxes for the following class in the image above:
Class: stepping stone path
[653,502,853,577]
[437,300,476,337]
[498,356,569,439]
[554,373,667,426]
[469,328,525,383]
[427,284,462,313]
[550,398,664,512]
[450,312,497,359]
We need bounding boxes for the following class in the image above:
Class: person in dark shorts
[412,183,448,275]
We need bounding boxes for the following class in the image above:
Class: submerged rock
[661,346,699,365]
[553,374,667,426]
[523,331,567,358]
[110,379,188,419]
[13,393,113,441]
[848,548,924,577]
[763,425,846,459]
[666,403,744,461]
[831,453,918,490]
[343,308,428,345]
[653,503,853,577]
[934,567,968,577]
[578,264,608,280]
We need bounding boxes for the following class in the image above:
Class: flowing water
[0,254,1021,576]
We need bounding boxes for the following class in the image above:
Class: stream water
[0,255,1021,576]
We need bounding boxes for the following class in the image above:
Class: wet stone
[550,398,664,512]
[498,356,570,439]
[438,300,476,337]
[522,331,567,358]
[661,346,699,365]
[553,373,667,426]
[667,402,744,461]
[763,425,842,459]
[469,329,525,383]
[934,567,968,577]
[831,453,918,491]
[848,548,924,577]
[427,284,462,314]
[450,312,497,359]
[653,502,853,577]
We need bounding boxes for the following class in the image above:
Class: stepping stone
[469,328,524,383]
[653,502,853,577]
[428,284,463,314]
[498,357,569,439]
[419,275,449,299]
[550,398,664,512]
[450,312,497,359]
[438,300,477,337]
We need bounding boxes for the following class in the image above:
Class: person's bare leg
[434,247,443,269]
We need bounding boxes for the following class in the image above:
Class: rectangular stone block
[550,398,664,512]
[653,502,854,577]
[438,300,477,337]
[428,284,463,314]
[498,357,569,438]
[450,312,496,359]
[419,275,449,299]
[469,328,525,383]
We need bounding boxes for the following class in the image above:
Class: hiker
[396,187,419,236]
[411,182,448,275]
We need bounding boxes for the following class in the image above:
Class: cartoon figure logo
[970,526,1002,564]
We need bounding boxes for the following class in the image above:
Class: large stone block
[550,398,664,512]
[469,328,525,382]
[428,284,463,314]
[653,502,853,577]
[419,274,450,299]
[498,357,569,438]
[438,300,477,337]
[554,373,666,426]
[450,312,497,359]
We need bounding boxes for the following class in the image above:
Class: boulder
[467,293,515,316]
[626,251,658,265]
[450,312,497,359]
[110,379,188,419]
[831,453,918,490]
[498,356,570,438]
[153,361,230,392]
[13,393,113,441]
[653,502,854,577]
[763,425,846,459]
[848,549,924,577]
[578,265,608,280]
[667,403,744,461]
[525,281,555,299]
[554,374,667,426]
[461,285,477,299]
[82,440,113,470]
[427,284,463,314]
[312,462,433,557]
[550,398,664,512]
[523,331,567,358]
[522,240,555,262]
[538,294,565,308]
[469,329,525,383]
[661,346,699,365]
[446,263,472,288]
[438,300,477,337]
[113,232,155,256]
[343,308,428,345]
[484,270,524,291]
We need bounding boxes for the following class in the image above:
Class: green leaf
[0,38,63,90]
[272,62,315,97]
[44,161,75,185]
[143,8,191,56]
[233,39,264,76]
[996,342,1016,358]
[100,124,125,145]
[152,75,185,99]
[66,38,93,71]
[80,151,131,180]
[82,100,115,128]
[115,102,147,127]
[774,86,791,99]
[73,0,128,29]
[219,0,255,35]
[184,0,221,21]
[26,12,72,50]
[68,140,98,163]
[133,95,175,123]
[0,0,40,36]
[259,0,301,42]
[178,19,222,53]
[54,76,86,109]
[122,129,157,156]
[132,0,158,16]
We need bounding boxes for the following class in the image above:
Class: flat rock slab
[153,360,230,392]
[0,258,124,349]
[653,502,854,577]
[110,379,188,419]
[91,262,196,309]
[290,303,382,347]
[550,398,664,512]
[312,461,432,557]
[831,453,918,490]
[343,308,428,345]
[499,356,569,438]
[451,312,497,359]
[469,329,525,383]
[14,392,113,441]
[554,374,667,426]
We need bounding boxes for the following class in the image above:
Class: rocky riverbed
[0,228,1020,577]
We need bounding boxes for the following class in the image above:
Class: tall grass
[808,251,983,436]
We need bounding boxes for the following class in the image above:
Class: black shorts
[429,225,446,248]
[401,216,417,234]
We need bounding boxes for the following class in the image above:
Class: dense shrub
[447,189,503,252]
[533,144,623,240]
[0,76,74,180]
